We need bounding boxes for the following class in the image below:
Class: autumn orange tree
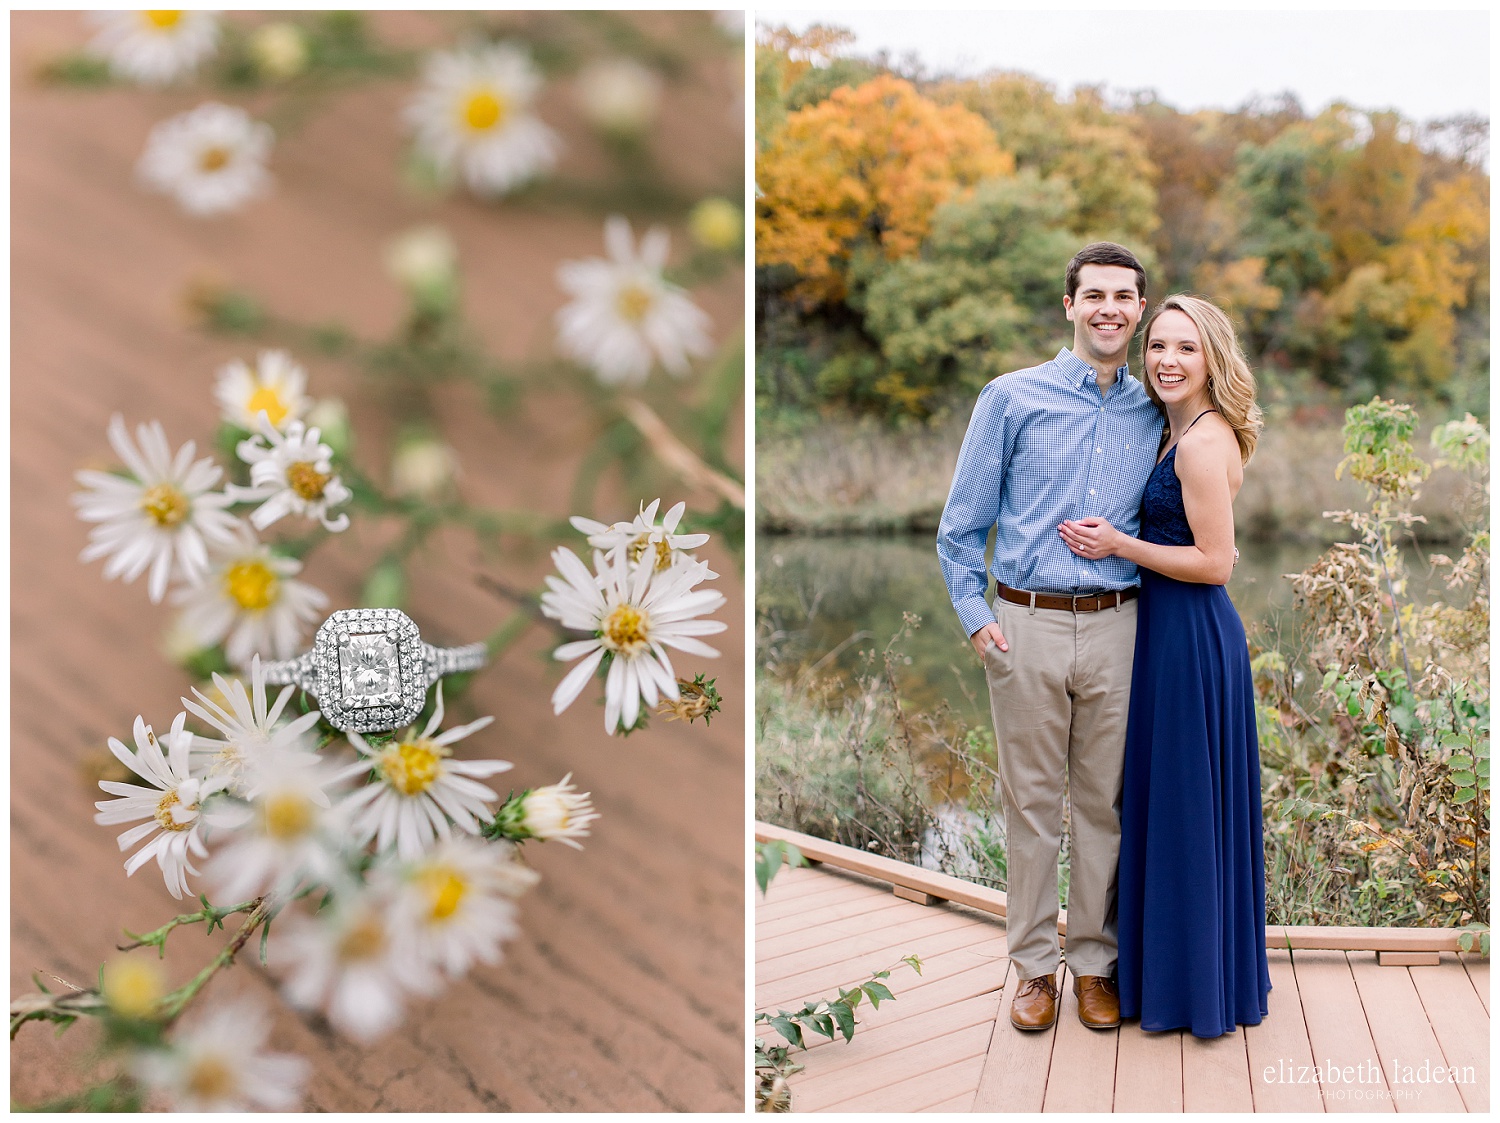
[755,74,1012,306]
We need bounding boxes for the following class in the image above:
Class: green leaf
[1453,788,1477,805]
[770,1016,803,1049]
[1347,697,1362,717]
[808,1012,835,1039]
[1449,771,1476,787]
[1458,931,1475,951]
[863,981,895,1008]
[830,1000,857,1042]
[1476,759,1489,779]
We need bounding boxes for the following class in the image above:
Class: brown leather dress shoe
[1072,975,1120,1029]
[1010,973,1059,1031]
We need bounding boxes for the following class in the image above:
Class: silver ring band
[261,608,488,733]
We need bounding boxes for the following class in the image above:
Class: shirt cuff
[955,595,997,639]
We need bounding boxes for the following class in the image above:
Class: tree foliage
[756,29,1490,421]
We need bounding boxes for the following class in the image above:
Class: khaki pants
[983,594,1137,981]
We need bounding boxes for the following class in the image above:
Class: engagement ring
[261,608,488,733]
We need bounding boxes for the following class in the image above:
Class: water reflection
[757,534,1449,730]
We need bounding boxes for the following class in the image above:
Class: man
[936,243,1164,1032]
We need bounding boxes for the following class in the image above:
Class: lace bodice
[1140,446,1194,547]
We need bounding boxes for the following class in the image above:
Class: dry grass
[757,415,1473,542]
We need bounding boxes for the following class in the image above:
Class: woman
[1057,294,1270,1038]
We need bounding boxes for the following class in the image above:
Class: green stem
[117,898,261,955]
[157,897,274,1024]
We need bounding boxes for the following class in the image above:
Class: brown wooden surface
[12,11,746,1112]
[761,864,1490,1113]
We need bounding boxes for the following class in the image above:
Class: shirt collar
[1056,346,1130,389]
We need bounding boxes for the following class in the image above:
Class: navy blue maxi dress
[1114,431,1272,1038]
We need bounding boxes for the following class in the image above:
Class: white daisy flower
[94,713,233,900]
[213,350,309,433]
[378,836,535,979]
[516,775,599,849]
[171,527,328,668]
[132,996,308,1112]
[87,10,220,86]
[73,415,241,604]
[555,216,713,385]
[203,747,347,904]
[273,889,435,1042]
[575,58,662,136]
[137,102,274,217]
[541,547,727,734]
[181,655,324,792]
[335,686,511,861]
[405,42,560,197]
[232,418,352,533]
[570,498,712,574]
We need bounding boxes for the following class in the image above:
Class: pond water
[757,533,1454,730]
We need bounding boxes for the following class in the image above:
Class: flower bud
[304,398,351,459]
[518,775,599,849]
[391,435,460,502]
[250,22,308,81]
[385,225,457,295]
[575,58,662,136]
[102,956,165,1020]
[689,197,742,252]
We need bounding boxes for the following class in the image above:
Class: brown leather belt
[996,582,1138,612]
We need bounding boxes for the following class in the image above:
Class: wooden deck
[757,862,1490,1113]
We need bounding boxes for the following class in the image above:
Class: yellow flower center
[416,865,468,922]
[615,283,655,324]
[245,385,290,428]
[142,10,183,30]
[261,791,314,840]
[141,482,189,527]
[336,914,387,962]
[198,146,231,173]
[626,535,675,572]
[380,740,446,796]
[185,1056,237,1102]
[154,790,192,832]
[463,89,508,132]
[602,603,650,655]
[224,559,278,611]
[286,461,330,501]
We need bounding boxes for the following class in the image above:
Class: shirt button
[1095,447,1102,453]
[1089,489,1096,496]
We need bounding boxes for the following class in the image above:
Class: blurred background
[753,13,1488,931]
[12,10,745,1111]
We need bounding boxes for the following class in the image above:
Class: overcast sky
[757,10,1489,123]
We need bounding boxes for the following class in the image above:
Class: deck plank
[1293,950,1396,1113]
[1182,1030,1254,1113]
[972,957,1057,1113]
[1409,954,1489,1113]
[1348,951,1468,1113]
[1459,953,1488,1014]
[757,903,975,970]
[1113,1021,1183,1112]
[758,922,1004,1012]
[1042,965,1119,1112]
[776,956,1009,1054]
[830,1055,989,1113]
[789,993,1000,1075]
[1245,949,1326,1113]
[792,1020,993,1112]
[757,892,911,942]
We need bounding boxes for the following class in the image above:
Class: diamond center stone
[339,632,401,707]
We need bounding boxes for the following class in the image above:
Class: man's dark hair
[1065,242,1147,301]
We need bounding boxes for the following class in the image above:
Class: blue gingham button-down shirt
[937,347,1165,637]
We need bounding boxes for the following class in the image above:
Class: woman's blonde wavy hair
[1142,294,1263,464]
